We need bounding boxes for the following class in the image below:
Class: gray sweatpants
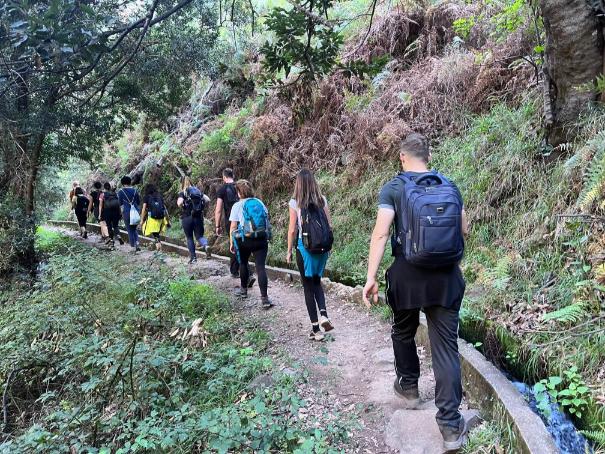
[388,304,463,429]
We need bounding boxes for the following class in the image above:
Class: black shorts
[386,256,465,311]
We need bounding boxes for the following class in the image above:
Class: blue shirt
[118,187,140,212]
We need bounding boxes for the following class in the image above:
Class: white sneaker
[308,330,325,341]
[320,316,334,332]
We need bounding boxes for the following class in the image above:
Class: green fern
[542,301,587,324]
[578,131,605,212]
[580,429,605,446]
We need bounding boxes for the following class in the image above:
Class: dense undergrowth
[0,229,351,452]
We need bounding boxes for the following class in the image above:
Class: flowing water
[513,382,593,454]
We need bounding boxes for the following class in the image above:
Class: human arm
[87,195,93,216]
[229,220,238,253]
[177,195,184,208]
[215,198,224,235]
[362,208,396,308]
[286,206,298,264]
[98,196,104,221]
[140,203,148,224]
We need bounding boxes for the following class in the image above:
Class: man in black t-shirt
[89,181,103,223]
[363,134,470,452]
[215,168,240,277]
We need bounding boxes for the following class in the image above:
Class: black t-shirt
[216,183,239,218]
[379,171,465,311]
[90,190,101,210]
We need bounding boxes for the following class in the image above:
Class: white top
[229,198,269,226]
[289,197,328,238]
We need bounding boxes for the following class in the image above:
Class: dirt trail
[54,227,476,453]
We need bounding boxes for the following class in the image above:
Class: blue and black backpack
[395,171,464,268]
[236,198,271,241]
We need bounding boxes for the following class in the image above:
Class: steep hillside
[91,0,605,442]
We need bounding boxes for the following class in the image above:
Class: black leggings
[182,215,206,259]
[238,239,268,297]
[104,212,121,240]
[296,249,327,324]
[75,210,87,228]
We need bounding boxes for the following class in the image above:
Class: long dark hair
[293,169,324,209]
[144,183,159,198]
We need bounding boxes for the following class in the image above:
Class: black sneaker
[247,277,256,289]
[189,257,197,264]
[261,297,274,309]
[118,237,124,245]
[440,417,468,452]
[231,273,239,279]
[83,231,88,239]
[135,245,141,252]
[393,378,421,409]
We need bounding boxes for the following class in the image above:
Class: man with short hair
[363,133,470,451]
[215,168,240,278]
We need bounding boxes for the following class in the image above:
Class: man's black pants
[388,301,463,429]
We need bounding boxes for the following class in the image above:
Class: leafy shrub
[0,232,350,452]
[0,195,36,278]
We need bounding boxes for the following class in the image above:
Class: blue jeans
[123,218,139,247]
[182,215,207,259]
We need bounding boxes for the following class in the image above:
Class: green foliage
[542,301,587,324]
[453,17,476,39]
[533,367,591,419]
[461,421,512,454]
[0,195,36,277]
[581,427,605,447]
[577,131,605,212]
[261,0,343,82]
[0,232,350,451]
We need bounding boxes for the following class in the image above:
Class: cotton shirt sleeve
[229,201,242,223]
[378,180,397,211]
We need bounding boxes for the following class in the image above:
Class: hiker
[89,181,103,222]
[67,181,80,221]
[117,175,141,252]
[99,182,123,249]
[71,187,91,239]
[362,133,470,451]
[89,181,107,241]
[229,179,273,308]
[286,169,334,341]
[215,168,240,278]
[177,176,211,264]
[141,183,170,251]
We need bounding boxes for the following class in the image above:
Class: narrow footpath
[53,227,477,454]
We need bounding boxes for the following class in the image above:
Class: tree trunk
[25,135,44,215]
[540,0,603,146]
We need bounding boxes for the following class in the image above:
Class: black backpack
[223,183,239,216]
[149,194,166,219]
[186,187,205,216]
[395,172,464,268]
[104,191,120,212]
[300,203,333,254]
[75,194,90,213]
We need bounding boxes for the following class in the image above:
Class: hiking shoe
[135,246,141,252]
[440,417,468,452]
[320,316,334,332]
[234,287,248,298]
[261,297,274,309]
[308,330,325,341]
[247,277,256,288]
[231,273,239,279]
[393,379,421,409]
[118,237,124,245]
[204,245,212,259]
[188,257,197,264]
[83,231,88,239]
